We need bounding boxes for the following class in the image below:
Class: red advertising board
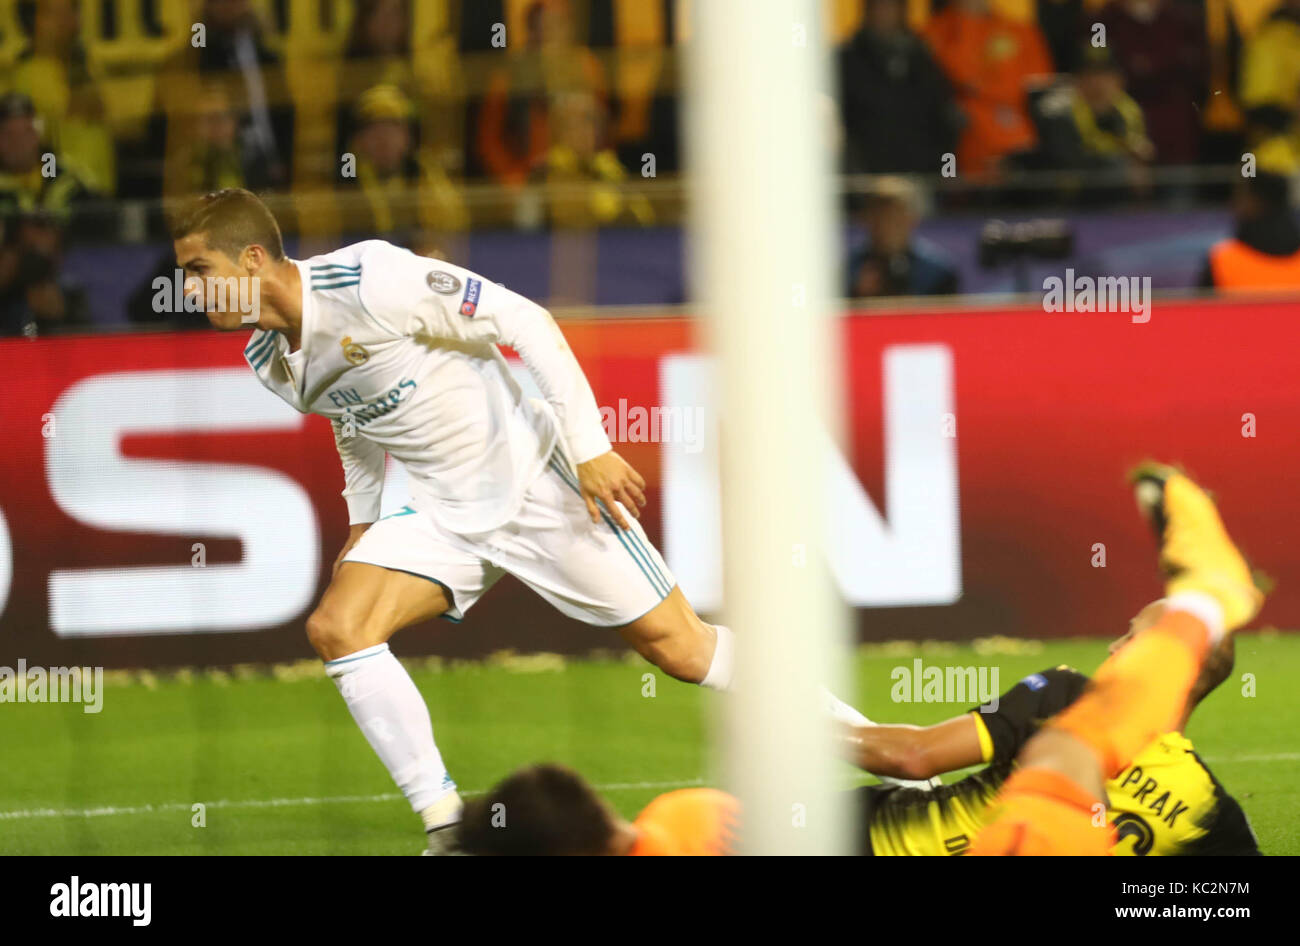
[1,298,1296,668]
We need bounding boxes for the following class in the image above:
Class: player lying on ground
[452,633,1258,857]
[170,188,894,854]
[968,463,1266,855]
[453,463,1266,856]
[835,610,1260,855]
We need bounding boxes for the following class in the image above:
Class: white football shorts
[341,452,676,626]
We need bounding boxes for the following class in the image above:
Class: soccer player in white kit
[172,189,891,853]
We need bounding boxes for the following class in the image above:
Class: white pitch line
[1203,752,1300,763]
[0,778,706,822]
[5,755,1299,823]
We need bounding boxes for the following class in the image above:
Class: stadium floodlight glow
[685,1,852,854]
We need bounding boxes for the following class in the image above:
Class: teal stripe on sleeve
[252,339,278,369]
[246,334,275,364]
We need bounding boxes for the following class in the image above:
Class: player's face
[174,233,255,331]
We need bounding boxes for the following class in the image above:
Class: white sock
[700,624,735,690]
[420,791,464,833]
[324,643,457,815]
[1165,591,1226,646]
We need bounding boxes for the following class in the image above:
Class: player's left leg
[615,586,732,686]
[969,604,1221,855]
[612,589,930,783]
[972,463,1265,856]
[506,454,737,687]
[502,455,928,787]
[614,580,938,780]
[1043,464,1262,782]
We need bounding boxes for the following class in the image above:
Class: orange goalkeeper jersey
[628,789,740,855]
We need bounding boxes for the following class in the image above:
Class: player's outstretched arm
[838,716,984,781]
[841,666,1090,780]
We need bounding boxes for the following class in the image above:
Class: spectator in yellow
[1071,48,1153,163]
[0,92,91,221]
[3,0,114,194]
[1240,0,1300,145]
[1249,101,1300,174]
[538,91,653,229]
[163,85,253,200]
[343,0,417,93]
[1037,47,1153,170]
[156,0,292,191]
[338,84,467,237]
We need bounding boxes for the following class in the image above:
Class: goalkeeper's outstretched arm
[836,715,984,782]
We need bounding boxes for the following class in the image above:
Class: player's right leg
[971,463,1265,855]
[306,508,502,854]
[509,458,935,785]
[307,563,463,853]
[307,561,451,661]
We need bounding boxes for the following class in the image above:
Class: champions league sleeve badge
[459,277,482,317]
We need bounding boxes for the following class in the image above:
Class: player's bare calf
[617,586,723,685]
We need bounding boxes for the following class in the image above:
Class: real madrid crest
[340,335,370,366]
[427,270,461,294]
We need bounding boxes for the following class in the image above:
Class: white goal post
[685,1,854,854]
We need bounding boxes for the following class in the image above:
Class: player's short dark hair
[455,763,617,856]
[170,188,285,263]
[1189,634,1235,708]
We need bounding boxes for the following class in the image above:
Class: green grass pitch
[3,632,1296,855]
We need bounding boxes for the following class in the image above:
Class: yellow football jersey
[1109,732,1259,856]
[862,668,1259,856]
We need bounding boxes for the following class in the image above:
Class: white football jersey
[243,240,611,534]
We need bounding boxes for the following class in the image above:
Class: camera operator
[847,177,959,298]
